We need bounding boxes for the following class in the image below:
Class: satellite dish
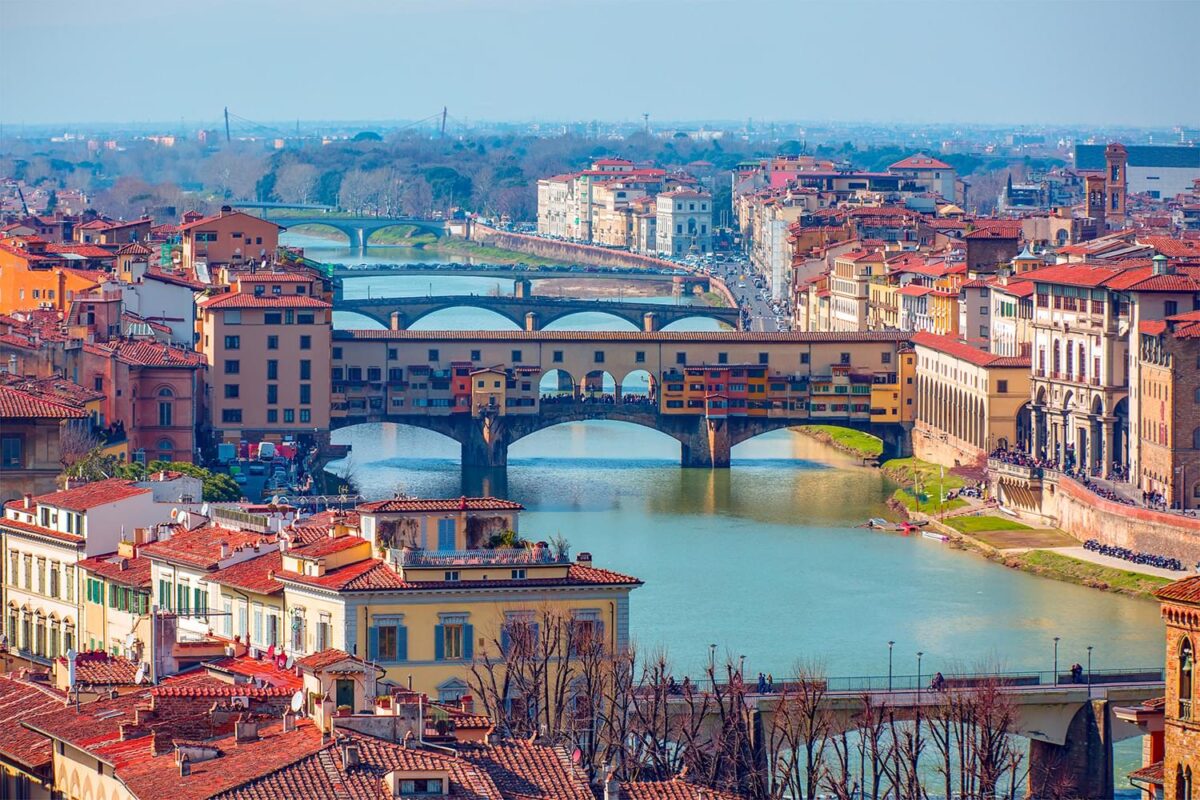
[285,656,294,669]
[271,495,281,506]
[134,664,146,685]
[290,690,304,713]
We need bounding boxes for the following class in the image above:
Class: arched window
[157,387,173,428]
[157,438,174,461]
[1052,342,1061,375]
[1180,637,1194,721]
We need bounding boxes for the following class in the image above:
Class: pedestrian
[766,673,774,693]
[757,673,766,694]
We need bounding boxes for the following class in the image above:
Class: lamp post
[1053,636,1061,686]
[1087,645,1094,695]
[888,641,895,692]
[738,654,745,681]
[917,651,924,702]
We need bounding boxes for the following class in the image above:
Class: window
[223,384,241,400]
[300,409,311,423]
[267,335,278,350]
[267,360,278,380]
[1,435,22,467]
[267,409,278,423]
[316,613,331,651]
[800,353,810,365]
[398,778,445,795]
[225,310,241,324]
[594,351,605,364]
[997,380,1008,393]
[367,367,381,382]
[1180,637,1194,720]
[224,360,240,375]
[297,313,315,325]
[176,583,190,615]
[840,352,851,365]
[636,351,646,363]
[267,384,278,404]
[300,335,311,350]
[511,350,523,363]
[511,568,526,580]
[283,409,295,423]
[369,616,407,662]
[717,352,728,364]
[222,409,243,423]
[300,384,311,404]
[265,312,282,325]
[501,612,536,657]
[436,615,471,661]
[881,351,892,364]
[300,360,312,380]
[224,335,240,350]
[676,352,686,365]
[428,349,439,361]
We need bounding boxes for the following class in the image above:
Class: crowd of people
[540,392,657,406]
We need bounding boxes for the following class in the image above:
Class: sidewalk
[1046,546,1189,580]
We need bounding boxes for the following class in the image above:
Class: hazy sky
[2,0,1197,128]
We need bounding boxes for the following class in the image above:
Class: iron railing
[390,547,570,568]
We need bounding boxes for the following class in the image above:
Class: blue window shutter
[367,626,379,661]
[463,624,473,660]
[500,627,511,656]
[434,624,445,661]
[397,626,408,662]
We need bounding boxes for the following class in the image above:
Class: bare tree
[274,162,319,205]
[58,422,102,471]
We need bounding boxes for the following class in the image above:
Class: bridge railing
[696,667,1164,696]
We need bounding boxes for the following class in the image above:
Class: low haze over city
[0,1,1198,799]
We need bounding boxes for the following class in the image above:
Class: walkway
[1046,546,1188,580]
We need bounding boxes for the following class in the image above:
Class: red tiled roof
[1127,760,1164,786]
[179,210,280,232]
[1154,575,1200,604]
[78,552,153,588]
[0,513,85,545]
[358,496,524,514]
[278,559,641,593]
[28,478,150,511]
[890,154,952,171]
[899,285,934,297]
[140,525,274,570]
[0,384,89,419]
[294,648,360,671]
[289,535,365,559]
[84,339,206,368]
[144,267,207,290]
[911,331,1031,368]
[621,779,750,799]
[56,651,140,686]
[993,280,1035,298]
[44,243,115,258]
[197,291,331,310]
[208,550,283,595]
[0,675,64,770]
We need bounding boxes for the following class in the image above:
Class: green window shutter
[397,626,408,662]
[462,624,473,661]
[367,626,379,661]
[434,625,445,661]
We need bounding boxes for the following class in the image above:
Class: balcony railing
[1182,698,1193,721]
[389,547,571,568]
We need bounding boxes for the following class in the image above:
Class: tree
[274,163,320,205]
[59,452,240,501]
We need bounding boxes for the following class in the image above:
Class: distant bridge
[335,294,739,331]
[333,264,708,290]
[332,399,911,469]
[246,210,447,247]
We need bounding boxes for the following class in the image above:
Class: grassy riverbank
[1000,550,1171,598]
[793,425,882,459]
[880,456,968,513]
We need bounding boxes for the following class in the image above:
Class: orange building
[0,238,107,315]
[179,207,281,273]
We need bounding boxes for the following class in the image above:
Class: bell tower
[1104,142,1128,228]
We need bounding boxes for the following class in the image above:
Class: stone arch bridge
[331,404,911,469]
[258,214,447,247]
[335,295,742,332]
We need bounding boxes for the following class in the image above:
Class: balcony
[389,546,571,569]
[1182,699,1193,721]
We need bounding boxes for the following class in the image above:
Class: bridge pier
[1027,699,1114,800]
[461,414,509,469]
[680,418,731,468]
[874,422,913,461]
[513,278,532,299]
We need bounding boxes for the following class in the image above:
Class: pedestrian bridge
[335,294,741,331]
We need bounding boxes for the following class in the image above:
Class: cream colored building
[912,331,1032,466]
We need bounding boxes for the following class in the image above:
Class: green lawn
[945,515,1032,533]
[881,457,968,513]
[1009,550,1171,598]
[796,425,883,458]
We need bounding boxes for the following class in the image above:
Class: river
[291,233,1162,790]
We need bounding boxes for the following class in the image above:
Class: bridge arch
[538,368,577,399]
[403,302,526,331]
[362,222,440,245]
[539,309,642,331]
[282,220,359,246]
[660,315,733,332]
[619,369,655,398]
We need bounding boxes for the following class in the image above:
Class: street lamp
[888,641,895,692]
[738,654,745,681]
[1087,645,1094,695]
[917,651,924,701]
[1053,636,1061,686]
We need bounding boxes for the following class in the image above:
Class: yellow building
[78,544,152,659]
[274,498,641,701]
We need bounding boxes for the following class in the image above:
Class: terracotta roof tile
[358,496,524,514]
[25,478,150,511]
[1154,575,1200,604]
[912,331,1030,368]
[890,154,953,171]
[0,676,64,770]
[0,384,89,419]
[208,551,283,595]
[140,525,275,570]
[78,553,153,588]
[55,651,140,686]
[278,559,641,593]
[198,292,331,310]
[621,779,750,799]
[84,339,205,368]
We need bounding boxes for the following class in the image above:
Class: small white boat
[922,531,950,542]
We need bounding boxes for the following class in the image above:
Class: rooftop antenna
[224,107,231,143]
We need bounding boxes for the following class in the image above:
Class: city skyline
[2,0,1198,128]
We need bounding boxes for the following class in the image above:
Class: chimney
[219,541,231,559]
[179,756,191,777]
[342,741,360,768]
[282,711,295,733]
[604,770,620,800]
[234,719,259,743]
[1152,253,1172,276]
[459,695,474,714]
[22,493,32,509]
[576,552,592,565]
